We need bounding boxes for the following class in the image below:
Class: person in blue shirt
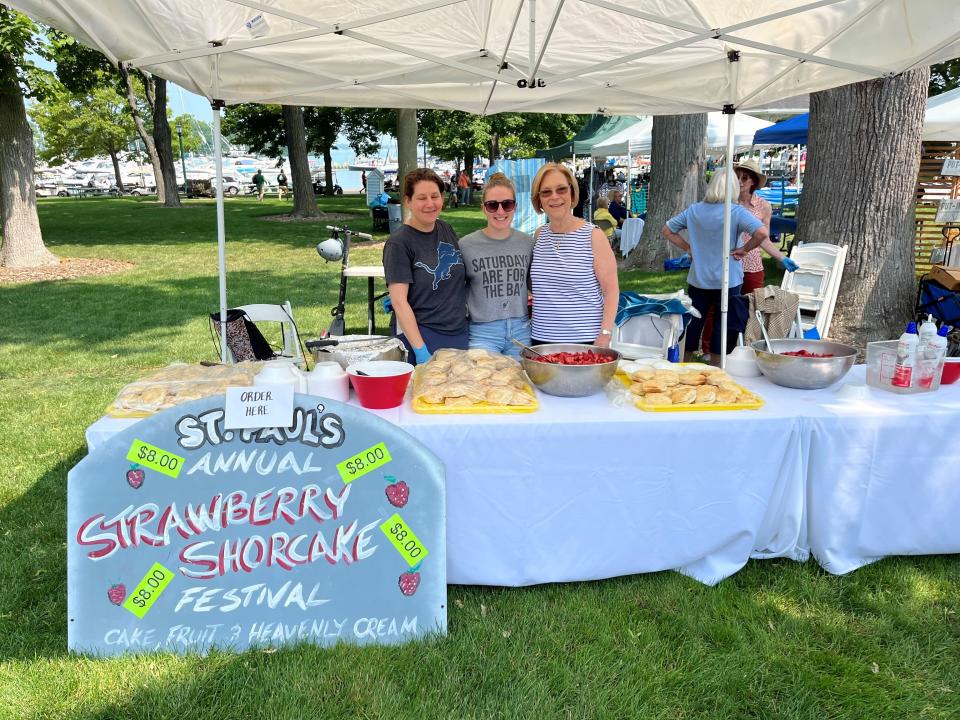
[662,169,770,361]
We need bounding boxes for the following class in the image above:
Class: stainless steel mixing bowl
[750,339,857,389]
[520,343,621,397]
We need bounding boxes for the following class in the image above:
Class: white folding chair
[781,243,847,338]
[233,301,305,366]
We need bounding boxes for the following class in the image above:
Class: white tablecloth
[619,217,645,256]
[86,382,808,587]
[799,367,960,574]
[86,368,960,583]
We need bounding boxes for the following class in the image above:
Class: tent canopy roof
[12,1,960,116]
[754,86,960,145]
[591,112,772,156]
[536,114,641,160]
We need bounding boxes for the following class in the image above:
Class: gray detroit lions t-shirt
[460,228,533,322]
[383,219,467,334]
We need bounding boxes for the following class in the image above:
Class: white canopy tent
[923,86,960,142]
[12,0,960,363]
[591,112,773,157]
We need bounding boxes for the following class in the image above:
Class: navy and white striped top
[530,222,603,342]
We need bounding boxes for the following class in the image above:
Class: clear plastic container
[866,340,944,394]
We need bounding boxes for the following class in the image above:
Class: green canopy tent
[535,114,641,161]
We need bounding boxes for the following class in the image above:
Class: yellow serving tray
[616,365,764,412]
[410,369,540,414]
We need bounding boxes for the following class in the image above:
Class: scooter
[316,224,375,337]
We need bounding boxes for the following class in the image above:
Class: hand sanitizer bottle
[918,314,938,349]
[892,321,919,388]
[918,325,951,389]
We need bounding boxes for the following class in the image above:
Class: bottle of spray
[892,321,919,388]
[918,314,938,349]
[918,325,951,389]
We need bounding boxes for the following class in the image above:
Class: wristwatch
[600,328,613,336]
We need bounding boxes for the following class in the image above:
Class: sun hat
[733,158,767,189]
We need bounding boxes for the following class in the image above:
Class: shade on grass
[0,196,956,719]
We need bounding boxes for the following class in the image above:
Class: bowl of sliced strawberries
[750,339,857,389]
[520,343,621,397]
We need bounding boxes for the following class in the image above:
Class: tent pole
[626,139,632,213]
[795,143,802,187]
[720,110,737,370]
[720,49,742,370]
[212,101,228,363]
[587,160,595,222]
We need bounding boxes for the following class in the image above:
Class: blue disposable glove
[781,257,799,272]
[413,344,432,365]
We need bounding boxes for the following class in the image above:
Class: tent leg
[795,144,802,187]
[720,111,737,370]
[212,101,228,363]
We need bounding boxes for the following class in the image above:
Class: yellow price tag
[337,442,392,482]
[380,513,428,567]
[123,563,175,618]
[126,439,185,479]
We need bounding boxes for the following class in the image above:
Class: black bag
[210,309,276,361]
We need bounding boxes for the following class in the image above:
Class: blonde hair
[596,197,609,208]
[704,168,734,204]
[483,172,516,201]
[530,163,579,213]
[606,189,621,203]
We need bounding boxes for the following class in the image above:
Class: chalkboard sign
[68,395,446,656]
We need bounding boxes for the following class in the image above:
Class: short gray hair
[704,169,733,204]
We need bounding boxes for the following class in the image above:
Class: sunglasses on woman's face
[538,185,570,198]
[483,199,517,212]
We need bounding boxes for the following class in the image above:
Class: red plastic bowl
[941,358,960,385]
[346,361,414,409]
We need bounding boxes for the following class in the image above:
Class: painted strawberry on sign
[398,562,422,597]
[126,464,145,490]
[107,583,126,606]
[385,475,409,507]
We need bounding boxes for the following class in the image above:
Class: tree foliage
[929,57,960,96]
[419,111,585,164]
[30,82,134,164]
[171,113,209,155]
[0,5,54,98]
[222,104,385,159]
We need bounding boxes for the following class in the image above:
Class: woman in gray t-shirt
[460,173,533,359]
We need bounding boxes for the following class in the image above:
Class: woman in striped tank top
[529,163,619,346]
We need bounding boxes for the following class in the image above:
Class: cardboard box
[926,265,960,292]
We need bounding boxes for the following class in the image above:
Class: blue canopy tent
[753,113,809,145]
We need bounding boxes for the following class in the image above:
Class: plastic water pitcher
[254,359,306,392]
[304,362,350,402]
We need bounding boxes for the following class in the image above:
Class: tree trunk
[490,132,499,165]
[282,104,318,218]
[108,142,124,192]
[118,63,164,198]
[795,67,929,346]
[151,77,181,207]
[0,63,57,268]
[396,108,418,193]
[624,114,707,270]
[323,146,334,196]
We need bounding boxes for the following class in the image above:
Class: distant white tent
[923,86,960,142]
[591,112,773,157]
[12,0,960,362]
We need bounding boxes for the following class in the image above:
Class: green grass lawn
[0,196,956,719]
